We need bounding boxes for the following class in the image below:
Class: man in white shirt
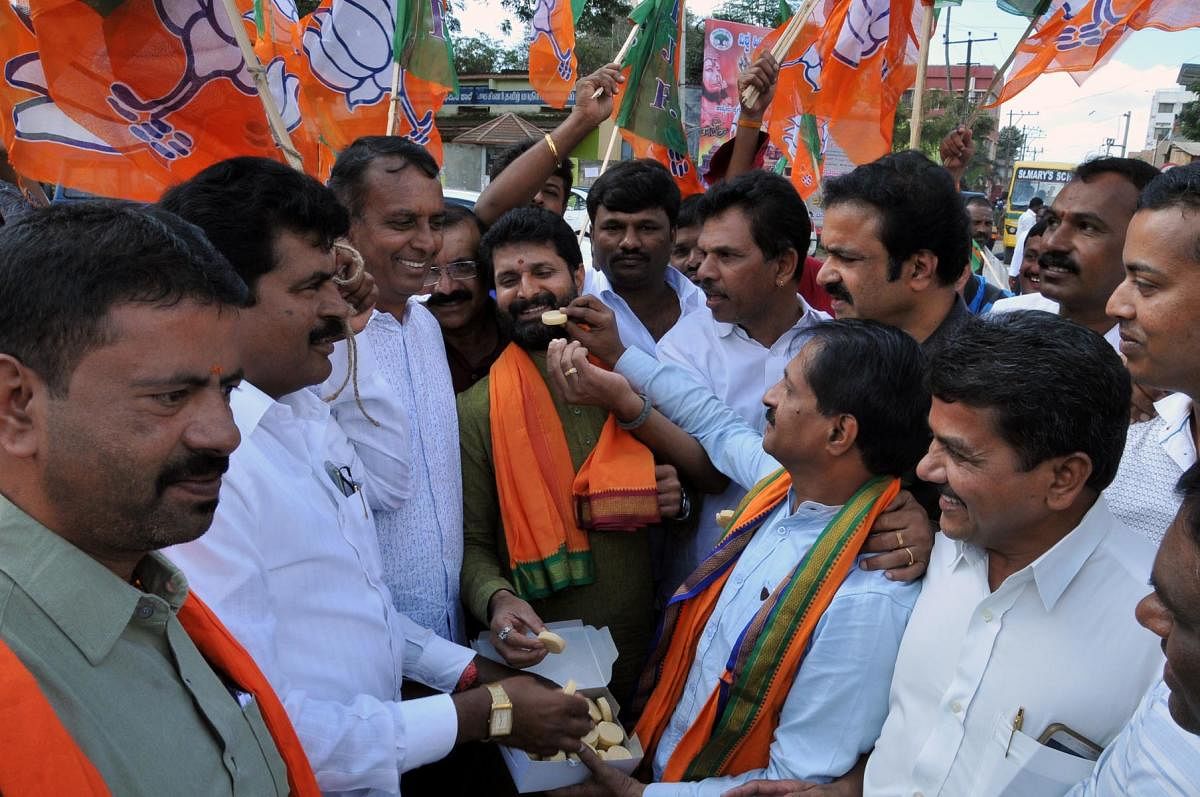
[991,157,1159,352]
[325,137,466,642]
[1009,196,1044,287]
[160,157,593,795]
[583,159,706,355]
[864,312,1162,796]
[1104,162,1200,544]
[655,170,829,587]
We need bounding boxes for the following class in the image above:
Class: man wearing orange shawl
[542,319,931,794]
[460,208,721,708]
[0,203,317,794]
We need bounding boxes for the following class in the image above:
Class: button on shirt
[322,304,465,642]
[0,497,288,795]
[864,499,1163,797]
[1066,680,1200,797]
[655,297,829,590]
[614,347,919,795]
[1106,392,1196,546]
[584,264,706,354]
[168,380,475,796]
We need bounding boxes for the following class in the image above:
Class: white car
[441,186,593,267]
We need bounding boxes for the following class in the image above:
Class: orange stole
[0,592,319,796]
[489,343,658,599]
[634,472,900,780]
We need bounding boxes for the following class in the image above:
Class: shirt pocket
[974,710,1098,796]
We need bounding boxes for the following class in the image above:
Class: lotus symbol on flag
[832,0,890,68]
[781,43,822,93]
[666,148,690,178]
[532,0,573,80]
[5,51,121,154]
[1055,0,1120,51]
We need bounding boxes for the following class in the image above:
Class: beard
[503,287,578,351]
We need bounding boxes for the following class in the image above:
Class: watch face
[491,709,513,737]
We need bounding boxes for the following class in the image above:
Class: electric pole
[944,30,999,113]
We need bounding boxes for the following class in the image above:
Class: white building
[1145,87,1198,148]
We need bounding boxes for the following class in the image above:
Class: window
[1159,102,1176,114]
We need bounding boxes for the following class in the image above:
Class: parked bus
[1002,161,1074,259]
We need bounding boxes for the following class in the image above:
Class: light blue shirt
[584,264,706,355]
[1067,680,1200,797]
[616,347,920,795]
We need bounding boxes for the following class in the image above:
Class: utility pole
[1119,110,1131,157]
[1008,109,1038,130]
[944,30,999,113]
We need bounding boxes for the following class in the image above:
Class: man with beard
[459,208,717,710]
[815,150,972,354]
[164,159,591,795]
[584,159,706,354]
[323,137,466,643]
[425,205,508,394]
[0,202,318,793]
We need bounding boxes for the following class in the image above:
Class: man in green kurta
[459,208,696,710]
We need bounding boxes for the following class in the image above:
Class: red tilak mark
[210,365,223,377]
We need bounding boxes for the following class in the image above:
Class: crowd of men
[1,57,1198,797]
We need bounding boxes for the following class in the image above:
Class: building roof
[1170,140,1200,157]
[925,64,998,92]
[1179,64,1200,86]
[453,112,546,146]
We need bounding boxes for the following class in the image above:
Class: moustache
[309,319,344,346]
[825,281,853,304]
[764,407,775,426]
[156,453,230,496]
[427,289,473,307]
[699,280,725,298]
[937,483,964,505]
[1038,251,1078,274]
[507,291,562,322]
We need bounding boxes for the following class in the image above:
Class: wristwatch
[485,682,513,741]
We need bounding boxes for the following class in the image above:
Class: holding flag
[614,0,703,196]
[529,0,583,108]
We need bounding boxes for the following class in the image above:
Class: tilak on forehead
[210,365,223,377]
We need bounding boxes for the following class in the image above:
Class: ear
[1043,452,1094,511]
[0,355,42,459]
[825,413,859,457]
[903,249,940,293]
[772,248,800,288]
[572,262,586,294]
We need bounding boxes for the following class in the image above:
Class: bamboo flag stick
[739,0,821,109]
[592,23,641,98]
[215,0,303,170]
[962,12,1040,129]
[387,59,403,135]
[908,1,937,151]
[577,124,624,244]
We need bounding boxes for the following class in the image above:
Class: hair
[1074,156,1159,193]
[1136,162,1200,261]
[928,311,1130,492]
[1028,197,1044,210]
[697,170,812,263]
[800,320,931,477]
[443,203,486,236]
[1026,219,1048,240]
[490,137,574,195]
[1175,462,1200,548]
[965,195,993,212]
[586,158,680,225]
[160,156,348,296]
[327,136,440,218]
[0,201,249,396]
[677,193,704,230]
[822,150,970,286]
[478,207,582,279]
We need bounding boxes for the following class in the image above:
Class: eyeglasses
[423,259,478,285]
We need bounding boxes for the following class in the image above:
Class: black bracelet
[616,393,653,430]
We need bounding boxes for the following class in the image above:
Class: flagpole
[962,12,1040,129]
[739,0,821,109]
[908,1,936,151]
[387,59,403,135]
[215,0,303,170]
[592,23,641,98]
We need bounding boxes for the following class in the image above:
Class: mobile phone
[1037,723,1103,761]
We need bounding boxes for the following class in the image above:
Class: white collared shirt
[168,375,474,795]
[1106,392,1195,546]
[643,497,919,797]
[654,298,829,591]
[989,293,1121,351]
[864,498,1162,797]
[584,264,706,354]
[322,303,465,641]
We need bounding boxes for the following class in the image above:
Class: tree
[454,35,526,74]
[995,126,1025,163]
[893,91,997,190]
[499,0,631,38]
[1179,82,1200,141]
[710,0,784,27]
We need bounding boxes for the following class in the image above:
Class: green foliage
[499,0,631,36]
[454,35,526,73]
[893,90,997,190]
[1179,82,1200,141]
[710,0,783,27]
[995,125,1025,163]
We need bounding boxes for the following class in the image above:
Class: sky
[456,0,1200,164]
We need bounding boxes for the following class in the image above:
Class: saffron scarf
[633,470,899,781]
[0,592,319,796]
[489,343,659,599]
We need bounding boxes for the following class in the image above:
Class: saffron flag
[299,0,458,165]
[27,0,311,197]
[248,0,320,173]
[0,0,165,199]
[529,0,584,108]
[993,0,1200,106]
[615,0,704,196]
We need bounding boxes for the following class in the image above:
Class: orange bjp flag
[994,0,1200,106]
[528,0,582,109]
[27,0,308,198]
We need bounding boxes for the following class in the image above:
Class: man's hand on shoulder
[859,489,933,581]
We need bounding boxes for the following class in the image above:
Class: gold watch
[485,682,513,740]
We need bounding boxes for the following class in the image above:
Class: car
[441,185,593,267]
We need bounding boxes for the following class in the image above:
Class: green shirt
[458,352,657,707]
[0,495,289,795]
